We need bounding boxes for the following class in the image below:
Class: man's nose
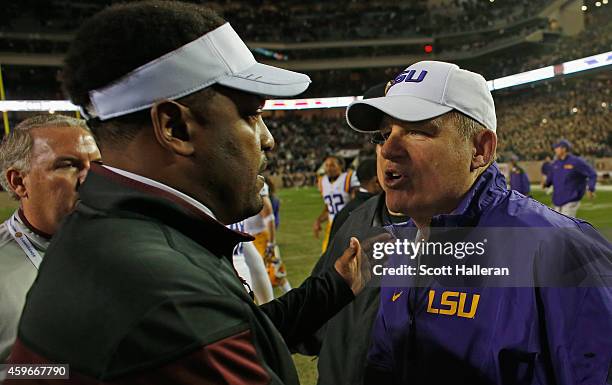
[260,120,275,152]
[380,127,406,161]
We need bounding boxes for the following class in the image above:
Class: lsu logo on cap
[386,69,428,93]
[394,69,428,83]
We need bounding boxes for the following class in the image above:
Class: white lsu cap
[346,61,496,132]
[86,23,311,121]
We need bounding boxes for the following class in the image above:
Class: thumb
[336,237,360,268]
[343,237,360,259]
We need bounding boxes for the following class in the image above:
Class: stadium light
[561,50,611,74]
[0,51,610,112]
[596,1,601,6]
[492,66,555,90]
[581,5,587,10]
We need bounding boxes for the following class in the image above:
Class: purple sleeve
[537,287,612,385]
[575,158,597,192]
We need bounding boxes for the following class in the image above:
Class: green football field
[1,187,610,385]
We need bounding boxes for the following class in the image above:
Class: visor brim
[218,62,311,98]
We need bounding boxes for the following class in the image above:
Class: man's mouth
[384,168,409,188]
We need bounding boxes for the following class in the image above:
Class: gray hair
[436,110,487,141]
[433,110,497,164]
[0,114,89,200]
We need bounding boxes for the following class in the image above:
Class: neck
[18,207,53,239]
[559,153,568,160]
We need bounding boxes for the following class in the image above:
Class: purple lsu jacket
[366,163,612,385]
[545,154,597,207]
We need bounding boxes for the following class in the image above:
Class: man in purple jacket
[544,139,597,218]
[345,60,612,385]
[509,155,530,196]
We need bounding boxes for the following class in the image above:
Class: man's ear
[471,129,497,171]
[150,100,196,156]
[6,168,27,199]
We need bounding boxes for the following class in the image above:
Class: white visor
[87,23,311,121]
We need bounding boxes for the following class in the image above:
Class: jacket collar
[78,163,253,259]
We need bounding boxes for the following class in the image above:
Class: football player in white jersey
[227,221,274,304]
[244,182,292,293]
[313,155,360,252]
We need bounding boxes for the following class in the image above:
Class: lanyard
[6,213,43,270]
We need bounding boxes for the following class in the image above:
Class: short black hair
[62,1,225,148]
[356,158,377,183]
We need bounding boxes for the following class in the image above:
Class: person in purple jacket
[544,139,597,218]
[509,155,530,196]
[345,60,612,385]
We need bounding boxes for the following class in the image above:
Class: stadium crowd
[496,76,611,160]
[225,0,552,42]
[3,0,551,43]
[265,75,611,186]
[1,1,608,100]
[265,114,373,187]
[302,9,610,97]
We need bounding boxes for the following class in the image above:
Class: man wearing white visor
[346,61,611,384]
[6,2,365,385]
